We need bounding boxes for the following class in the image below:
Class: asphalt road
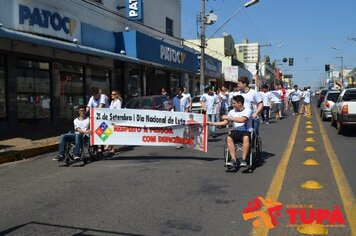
[0,103,355,236]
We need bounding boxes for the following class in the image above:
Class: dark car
[124,95,172,111]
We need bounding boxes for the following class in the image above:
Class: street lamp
[199,0,259,94]
[331,46,344,88]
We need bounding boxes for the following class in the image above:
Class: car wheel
[320,110,322,117]
[321,111,327,121]
[337,121,344,135]
[331,116,336,127]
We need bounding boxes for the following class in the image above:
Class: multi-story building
[0,0,197,133]
[236,38,259,88]
[187,34,252,92]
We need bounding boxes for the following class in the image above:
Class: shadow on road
[0,221,144,236]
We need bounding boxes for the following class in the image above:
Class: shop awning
[0,26,139,63]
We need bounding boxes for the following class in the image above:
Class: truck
[330,88,356,134]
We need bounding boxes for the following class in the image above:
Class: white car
[320,90,340,121]
[191,95,202,113]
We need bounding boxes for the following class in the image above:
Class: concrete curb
[0,143,59,165]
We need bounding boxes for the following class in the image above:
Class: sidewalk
[0,123,69,165]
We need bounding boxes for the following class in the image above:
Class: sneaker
[74,156,80,160]
[53,154,64,161]
[265,122,270,124]
[212,134,216,138]
[239,160,247,167]
[226,160,237,166]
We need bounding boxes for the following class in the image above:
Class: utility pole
[199,0,206,95]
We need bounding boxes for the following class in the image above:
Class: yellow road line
[251,115,301,236]
[314,106,356,235]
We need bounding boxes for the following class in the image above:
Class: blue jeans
[58,133,83,156]
[207,114,217,135]
[253,117,260,136]
[292,101,299,114]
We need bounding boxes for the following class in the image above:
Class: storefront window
[0,55,6,118]
[59,64,84,120]
[89,68,110,96]
[126,64,141,101]
[17,59,51,120]
[169,72,181,97]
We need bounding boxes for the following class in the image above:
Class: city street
[0,104,355,236]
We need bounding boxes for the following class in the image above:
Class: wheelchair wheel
[88,145,98,161]
[223,144,231,163]
[64,142,75,163]
[252,136,263,167]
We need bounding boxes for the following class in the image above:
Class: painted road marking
[304,146,316,152]
[301,180,324,189]
[315,106,356,235]
[305,137,316,142]
[303,159,319,166]
[251,115,301,236]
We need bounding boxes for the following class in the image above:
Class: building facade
[0,0,197,133]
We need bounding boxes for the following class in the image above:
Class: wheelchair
[223,122,262,172]
[63,133,98,165]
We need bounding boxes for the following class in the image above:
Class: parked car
[330,88,356,134]
[320,90,340,121]
[191,95,202,113]
[317,88,333,107]
[124,95,172,111]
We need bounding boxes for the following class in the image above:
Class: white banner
[90,108,208,152]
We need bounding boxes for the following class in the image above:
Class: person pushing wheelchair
[207,95,252,168]
[54,105,91,161]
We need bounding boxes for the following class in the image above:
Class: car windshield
[192,96,201,103]
[326,92,340,102]
[343,90,356,101]
[141,98,153,108]
[320,89,329,96]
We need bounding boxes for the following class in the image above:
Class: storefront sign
[205,54,222,78]
[14,2,80,40]
[126,0,142,20]
[160,45,186,65]
[90,108,208,152]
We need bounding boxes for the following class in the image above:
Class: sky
[181,0,356,89]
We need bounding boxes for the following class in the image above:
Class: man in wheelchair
[208,95,252,168]
[54,105,91,161]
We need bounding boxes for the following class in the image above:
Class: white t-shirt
[87,94,109,108]
[74,117,90,134]
[303,90,311,103]
[237,89,262,112]
[290,89,302,102]
[110,99,122,109]
[227,107,253,132]
[219,91,229,108]
[181,92,192,110]
[259,91,272,106]
[200,93,219,114]
[270,90,282,103]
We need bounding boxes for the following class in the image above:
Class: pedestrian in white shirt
[270,86,283,120]
[106,90,123,153]
[259,84,272,124]
[290,85,302,115]
[302,87,311,116]
[200,86,220,138]
[182,87,192,112]
[236,76,263,135]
